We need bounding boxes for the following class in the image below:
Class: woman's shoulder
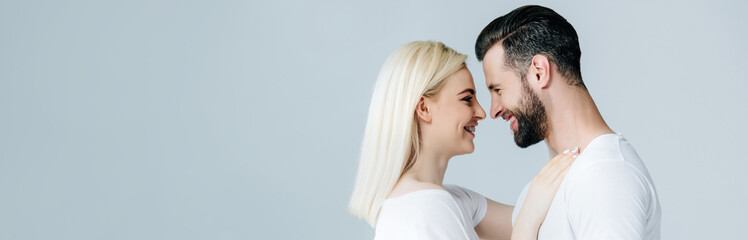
[442,184,488,227]
[376,184,477,240]
[388,179,445,199]
[383,180,459,214]
[442,184,485,202]
[376,183,482,239]
[379,188,464,224]
[383,188,454,209]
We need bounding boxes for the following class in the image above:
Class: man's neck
[544,88,614,156]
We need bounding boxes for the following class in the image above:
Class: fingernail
[573,154,579,158]
[563,149,569,154]
[572,147,579,153]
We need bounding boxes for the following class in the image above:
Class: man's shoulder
[562,133,656,197]
[569,133,648,176]
[555,135,662,239]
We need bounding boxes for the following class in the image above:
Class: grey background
[1,0,746,239]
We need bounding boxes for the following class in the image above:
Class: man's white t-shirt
[512,133,661,240]
[374,185,487,240]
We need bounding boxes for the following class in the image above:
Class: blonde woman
[348,41,579,240]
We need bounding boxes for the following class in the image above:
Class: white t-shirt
[374,184,487,240]
[512,133,661,240]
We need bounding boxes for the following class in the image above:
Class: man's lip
[503,114,515,121]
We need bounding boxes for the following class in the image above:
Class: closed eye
[458,89,475,105]
[462,96,473,103]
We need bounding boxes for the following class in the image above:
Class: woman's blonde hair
[348,41,468,227]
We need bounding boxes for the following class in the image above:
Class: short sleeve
[566,161,654,240]
[406,193,474,240]
[444,185,488,227]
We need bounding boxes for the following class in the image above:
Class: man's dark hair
[475,5,585,88]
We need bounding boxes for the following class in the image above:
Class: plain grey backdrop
[1,0,747,239]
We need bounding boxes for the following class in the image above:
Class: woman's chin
[457,143,475,155]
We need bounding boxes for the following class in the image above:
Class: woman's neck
[402,148,451,186]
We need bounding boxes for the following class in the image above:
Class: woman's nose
[475,100,486,120]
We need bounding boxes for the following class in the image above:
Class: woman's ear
[531,54,551,89]
[415,96,432,123]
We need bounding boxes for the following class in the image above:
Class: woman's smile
[464,124,477,137]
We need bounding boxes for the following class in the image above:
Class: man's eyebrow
[458,89,475,95]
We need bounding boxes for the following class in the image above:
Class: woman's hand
[512,147,579,240]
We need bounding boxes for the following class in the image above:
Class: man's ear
[415,96,432,123]
[530,54,551,89]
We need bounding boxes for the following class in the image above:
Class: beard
[510,80,549,148]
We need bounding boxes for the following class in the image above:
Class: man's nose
[490,103,503,119]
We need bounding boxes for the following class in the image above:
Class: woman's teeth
[464,126,475,133]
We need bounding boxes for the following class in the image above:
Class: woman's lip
[465,129,475,136]
[463,125,476,135]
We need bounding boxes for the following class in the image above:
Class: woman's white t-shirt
[374,185,487,240]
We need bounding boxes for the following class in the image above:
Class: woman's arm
[474,198,514,240]
[511,148,578,240]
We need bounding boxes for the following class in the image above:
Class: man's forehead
[483,54,503,86]
[482,44,511,88]
[483,44,506,65]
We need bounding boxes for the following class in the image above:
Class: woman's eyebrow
[457,89,475,95]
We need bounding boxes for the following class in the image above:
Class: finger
[537,156,559,176]
[559,153,578,169]
[547,152,572,172]
[553,153,576,171]
[555,148,574,160]
[570,147,580,154]
[552,147,577,164]
[552,153,578,184]
[537,147,579,182]
[552,167,570,187]
[543,153,575,182]
[547,148,572,168]
[555,147,578,166]
[538,148,573,177]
